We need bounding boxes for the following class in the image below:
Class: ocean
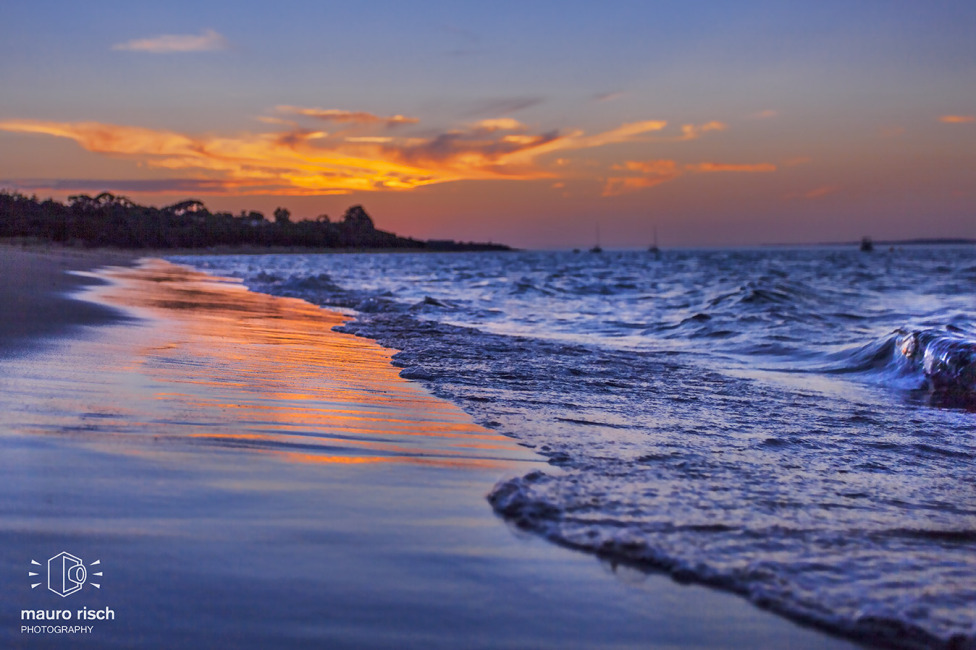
[171,246,976,649]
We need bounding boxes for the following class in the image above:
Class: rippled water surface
[174,247,976,649]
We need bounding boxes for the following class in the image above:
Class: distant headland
[0,191,511,252]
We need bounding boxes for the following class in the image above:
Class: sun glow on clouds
[0,110,732,197]
[677,121,727,140]
[276,106,419,126]
[793,185,840,200]
[603,158,776,196]
[939,115,975,124]
[689,162,777,173]
[473,118,525,132]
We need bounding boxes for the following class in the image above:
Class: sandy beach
[0,245,861,649]
[0,245,137,354]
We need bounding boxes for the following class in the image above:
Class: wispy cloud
[749,109,779,119]
[439,23,482,57]
[603,158,776,196]
[461,96,545,117]
[1,178,234,194]
[276,106,419,127]
[593,91,625,103]
[676,121,727,141]
[939,115,975,124]
[556,121,668,151]
[112,28,228,54]
[687,162,776,173]
[877,125,905,138]
[472,118,526,132]
[603,160,682,196]
[344,136,394,144]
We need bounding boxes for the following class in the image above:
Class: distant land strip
[762,238,976,248]
[0,191,512,252]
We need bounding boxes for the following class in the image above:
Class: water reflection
[8,258,534,469]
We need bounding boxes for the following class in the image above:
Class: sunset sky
[1,1,974,248]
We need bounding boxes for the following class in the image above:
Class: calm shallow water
[174,246,976,649]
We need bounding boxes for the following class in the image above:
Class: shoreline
[0,244,861,648]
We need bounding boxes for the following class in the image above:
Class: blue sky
[1,1,974,247]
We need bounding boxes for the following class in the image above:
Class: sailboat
[648,226,660,256]
[589,223,603,253]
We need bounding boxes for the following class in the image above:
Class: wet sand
[0,245,136,354]
[0,247,861,649]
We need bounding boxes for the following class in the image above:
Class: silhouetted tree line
[0,191,510,252]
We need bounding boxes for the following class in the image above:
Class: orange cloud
[344,136,394,143]
[578,120,670,147]
[677,121,727,141]
[501,120,669,165]
[0,120,200,157]
[276,106,419,127]
[1,107,741,198]
[603,160,682,196]
[603,176,672,196]
[603,158,775,196]
[687,162,776,173]
[473,118,526,132]
[939,115,975,124]
[616,160,680,175]
[0,118,451,194]
[0,113,676,196]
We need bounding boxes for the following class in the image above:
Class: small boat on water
[860,237,874,252]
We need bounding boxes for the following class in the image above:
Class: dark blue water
[173,247,976,649]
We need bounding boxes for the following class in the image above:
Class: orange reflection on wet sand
[85,259,533,469]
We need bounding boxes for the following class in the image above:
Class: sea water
[172,247,976,649]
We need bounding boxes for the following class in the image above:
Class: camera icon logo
[30,552,102,597]
[49,552,86,597]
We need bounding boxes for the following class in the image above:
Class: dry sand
[0,245,861,649]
